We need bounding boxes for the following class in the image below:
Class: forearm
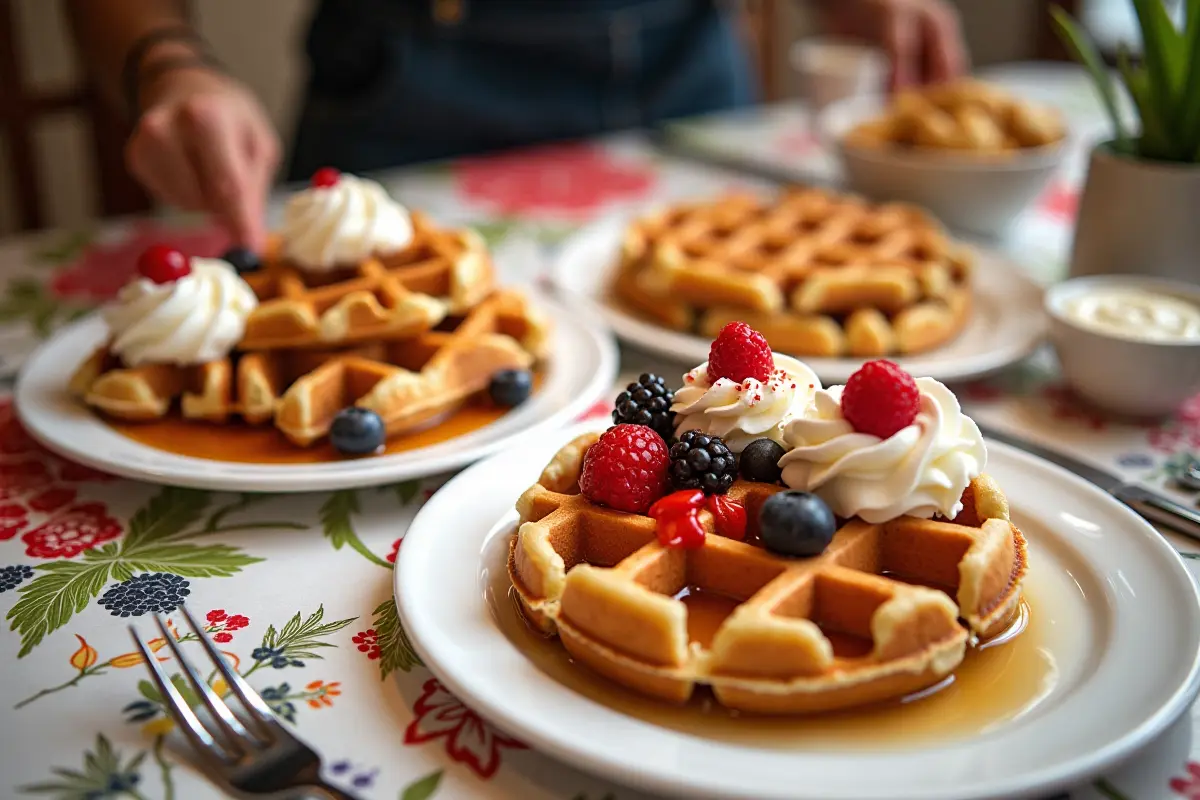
[63,0,199,114]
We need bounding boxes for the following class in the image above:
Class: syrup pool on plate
[483,513,1094,751]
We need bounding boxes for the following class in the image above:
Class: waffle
[613,188,973,358]
[509,432,1027,714]
[845,79,1066,154]
[70,289,550,447]
[238,211,494,350]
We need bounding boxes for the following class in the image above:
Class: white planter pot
[1069,145,1200,285]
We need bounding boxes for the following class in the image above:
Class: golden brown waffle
[70,289,550,447]
[614,188,974,358]
[239,211,494,350]
[509,432,1026,714]
[845,79,1066,154]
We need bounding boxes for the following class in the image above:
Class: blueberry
[740,438,786,484]
[759,491,837,557]
[330,407,386,455]
[489,369,532,407]
[221,246,261,274]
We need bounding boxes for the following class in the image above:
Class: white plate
[396,421,1200,800]
[550,214,1047,384]
[13,293,617,492]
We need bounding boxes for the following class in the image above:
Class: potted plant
[1051,0,1200,284]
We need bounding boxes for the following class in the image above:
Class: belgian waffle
[70,289,549,447]
[509,432,1027,714]
[239,211,494,350]
[613,188,973,358]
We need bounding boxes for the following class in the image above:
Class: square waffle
[509,432,1026,714]
[70,289,549,447]
[613,188,974,358]
[239,211,494,350]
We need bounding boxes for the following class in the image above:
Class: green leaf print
[387,479,423,505]
[401,770,444,800]
[117,543,263,578]
[7,561,112,657]
[121,487,211,552]
[20,734,145,799]
[34,229,93,265]
[372,597,422,679]
[0,278,88,339]
[255,606,357,669]
[321,490,392,568]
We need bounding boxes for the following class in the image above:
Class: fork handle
[301,782,360,800]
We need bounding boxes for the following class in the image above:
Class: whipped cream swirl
[103,258,258,367]
[778,378,986,523]
[281,174,414,272]
[671,355,820,452]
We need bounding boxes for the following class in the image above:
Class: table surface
[2,62,1199,800]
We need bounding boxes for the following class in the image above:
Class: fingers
[126,108,206,212]
[180,97,263,249]
[919,1,968,83]
[883,6,920,91]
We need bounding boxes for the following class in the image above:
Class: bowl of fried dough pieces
[819,78,1068,237]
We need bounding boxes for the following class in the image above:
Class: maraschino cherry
[310,167,341,188]
[137,245,190,284]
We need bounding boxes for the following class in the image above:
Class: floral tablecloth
[2,63,1200,800]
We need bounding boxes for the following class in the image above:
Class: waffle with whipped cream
[614,188,973,358]
[510,433,1026,713]
[72,288,548,445]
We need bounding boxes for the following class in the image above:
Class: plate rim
[395,421,1200,800]
[13,291,619,492]
[548,212,1047,384]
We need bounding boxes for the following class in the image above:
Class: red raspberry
[841,360,921,439]
[707,322,773,384]
[579,424,670,514]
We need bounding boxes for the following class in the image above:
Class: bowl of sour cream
[1046,276,1200,417]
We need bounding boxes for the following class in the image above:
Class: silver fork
[130,605,358,799]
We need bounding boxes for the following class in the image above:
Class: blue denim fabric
[287,0,757,178]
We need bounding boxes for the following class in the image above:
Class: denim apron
[287,0,758,178]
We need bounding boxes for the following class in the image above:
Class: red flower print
[1179,393,1200,423]
[0,399,35,456]
[28,487,77,513]
[958,381,1004,402]
[207,609,228,624]
[386,538,402,564]
[53,458,115,484]
[212,632,233,644]
[0,460,53,500]
[404,678,526,779]
[456,143,654,217]
[224,614,249,630]
[0,502,28,541]
[1042,384,1108,430]
[1039,180,1079,221]
[49,222,230,302]
[21,502,122,559]
[577,398,613,422]
[352,629,381,660]
[1170,760,1200,798]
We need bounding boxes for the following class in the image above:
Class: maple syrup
[485,527,1066,750]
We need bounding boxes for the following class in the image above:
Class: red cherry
[649,490,707,549]
[706,495,747,541]
[311,167,341,188]
[137,245,190,284]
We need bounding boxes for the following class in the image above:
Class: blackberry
[0,564,33,593]
[669,430,736,495]
[97,572,190,618]
[613,373,676,441]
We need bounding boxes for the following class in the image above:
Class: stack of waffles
[70,211,550,448]
[614,187,973,358]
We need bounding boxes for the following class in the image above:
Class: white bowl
[1045,276,1200,418]
[817,94,1066,238]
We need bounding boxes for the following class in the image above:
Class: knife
[977,423,1200,542]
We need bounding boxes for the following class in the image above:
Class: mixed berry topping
[669,431,736,495]
[137,245,190,284]
[330,407,386,455]
[759,491,837,557]
[739,438,786,484]
[707,321,774,384]
[221,246,261,274]
[612,373,676,441]
[706,494,747,540]
[489,369,533,407]
[649,490,707,549]
[841,359,920,439]
[580,424,670,514]
[310,167,342,188]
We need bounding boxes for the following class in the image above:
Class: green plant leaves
[321,490,392,568]
[122,487,210,552]
[1050,4,1132,151]
[20,734,146,799]
[401,770,444,800]
[7,561,112,657]
[117,543,264,578]
[259,606,356,663]
[372,597,422,679]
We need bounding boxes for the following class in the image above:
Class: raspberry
[841,360,920,439]
[579,424,670,514]
[707,322,773,384]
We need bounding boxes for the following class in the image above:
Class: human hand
[822,0,967,91]
[126,67,280,249]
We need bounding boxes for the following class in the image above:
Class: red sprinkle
[649,490,707,549]
[706,495,747,540]
[311,167,341,188]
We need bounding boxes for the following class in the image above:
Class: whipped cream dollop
[671,355,820,452]
[103,258,258,367]
[281,174,414,272]
[778,377,986,523]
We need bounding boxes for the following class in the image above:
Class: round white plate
[396,422,1200,800]
[550,214,1047,384]
[14,292,617,492]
